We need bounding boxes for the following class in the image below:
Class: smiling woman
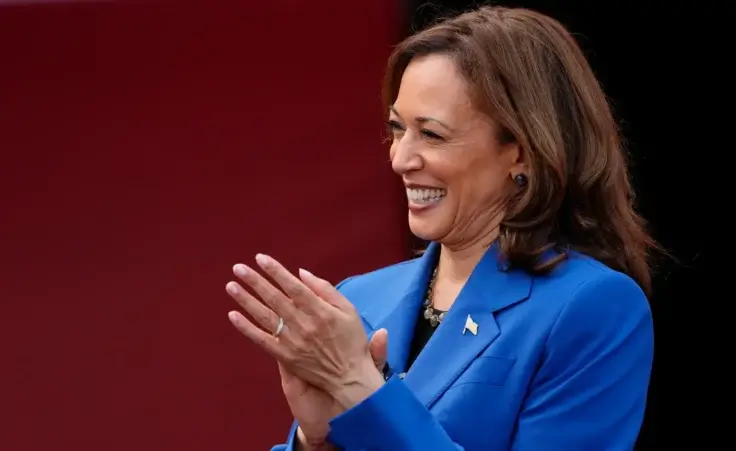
[386,54,522,262]
[227,5,658,451]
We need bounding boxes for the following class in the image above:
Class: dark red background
[0,2,404,449]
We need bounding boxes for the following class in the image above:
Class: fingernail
[255,253,269,267]
[226,282,238,295]
[298,268,314,279]
[228,311,238,324]
[233,264,247,277]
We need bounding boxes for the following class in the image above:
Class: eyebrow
[389,105,454,132]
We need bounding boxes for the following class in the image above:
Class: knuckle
[259,313,274,327]
[256,334,270,347]
[263,292,281,307]
[301,324,318,340]
[289,283,308,298]
[312,310,330,326]
[283,351,297,365]
[290,338,308,356]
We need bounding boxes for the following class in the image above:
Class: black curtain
[399,1,723,448]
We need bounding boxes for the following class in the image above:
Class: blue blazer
[273,243,653,451]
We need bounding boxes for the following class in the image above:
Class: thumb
[369,328,388,371]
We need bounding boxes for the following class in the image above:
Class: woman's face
[388,54,522,248]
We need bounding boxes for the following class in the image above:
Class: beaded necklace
[422,267,445,327]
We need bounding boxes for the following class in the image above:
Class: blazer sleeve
[325,271,654,451]
[509,271,654,451]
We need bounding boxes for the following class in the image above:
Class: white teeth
[406,188,447,203]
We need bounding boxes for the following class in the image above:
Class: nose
[390,135,423,175]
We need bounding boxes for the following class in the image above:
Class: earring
[513,173,528,187]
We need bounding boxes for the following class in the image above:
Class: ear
[504,142,528,178]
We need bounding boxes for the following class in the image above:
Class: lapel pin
[463,314,478,336]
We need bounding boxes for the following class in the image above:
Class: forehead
[393,54,474,118]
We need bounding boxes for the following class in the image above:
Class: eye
[421,129,444,141]
[386,119,404,131]
[385,119,405,139]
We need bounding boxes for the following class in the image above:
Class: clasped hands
[225,254,386,449]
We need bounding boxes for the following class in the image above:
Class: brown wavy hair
[383,6,661,296]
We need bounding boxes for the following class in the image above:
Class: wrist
[296,427,335,451]
[333,359,385,411]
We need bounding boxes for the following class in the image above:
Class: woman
[225,5,657,451]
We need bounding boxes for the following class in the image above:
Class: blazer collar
[361,241,532,408]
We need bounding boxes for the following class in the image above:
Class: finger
[254,254,323,313]
[369,328,388,371]
[225,281,280,333]
[228,310,287,360]
[232,263,299,324]
[298,268,352,311]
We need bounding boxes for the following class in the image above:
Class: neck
[437,229,498,283]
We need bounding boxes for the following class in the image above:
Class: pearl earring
[513,173,528,187]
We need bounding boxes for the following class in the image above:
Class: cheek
[453,159,509,204]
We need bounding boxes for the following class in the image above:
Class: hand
[224,255,389,448]
[225,253,385,408]
[279,364,337,450]
[287,329,388,449]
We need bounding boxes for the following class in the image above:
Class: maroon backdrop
[0,2,404,449]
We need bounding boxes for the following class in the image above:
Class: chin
[407,212,445,242]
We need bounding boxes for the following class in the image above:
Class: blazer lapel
[402,244,532,408]
[359,243,440,374]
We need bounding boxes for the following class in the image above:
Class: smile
[406,187,447,205]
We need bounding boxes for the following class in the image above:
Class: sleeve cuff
[327,375,449,450]
[271,422,299,451]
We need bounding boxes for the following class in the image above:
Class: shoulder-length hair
[383,6,661,296]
